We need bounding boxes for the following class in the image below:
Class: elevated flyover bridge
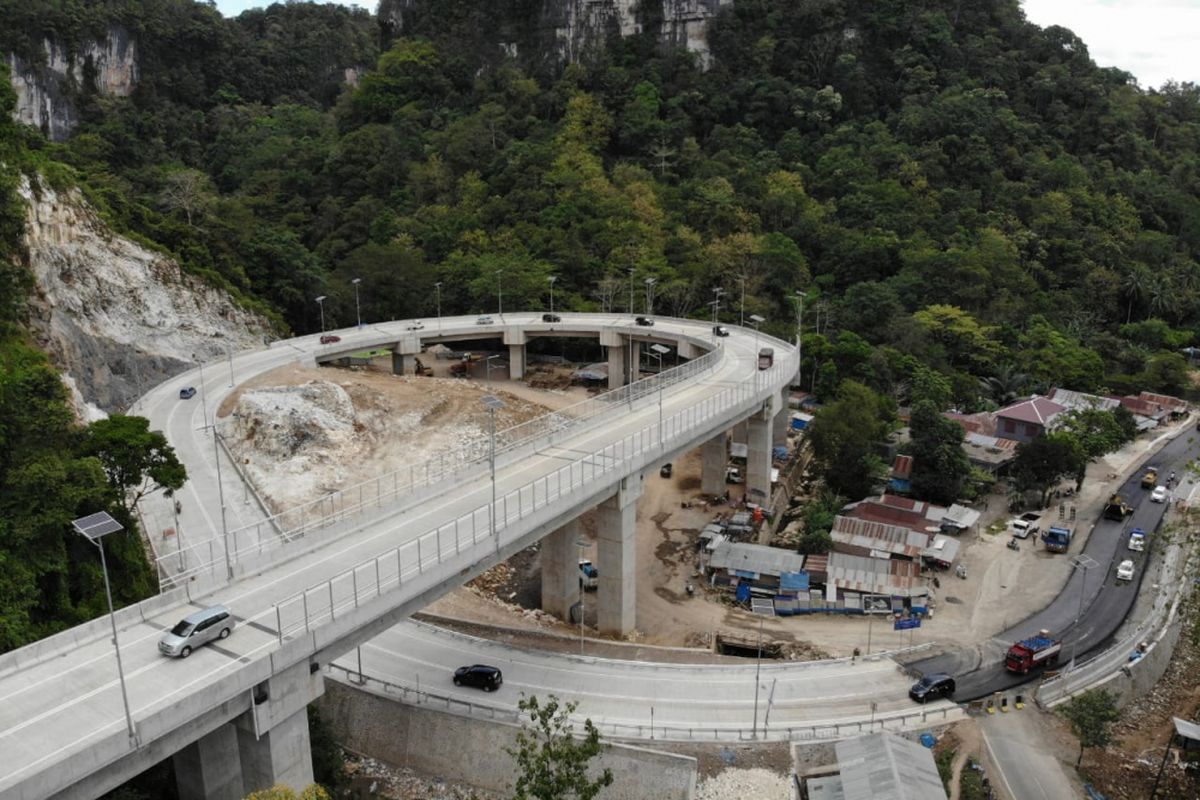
[0,313,802,800]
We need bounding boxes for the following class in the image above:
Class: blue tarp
[779,570,809,592]
[735,583,751,603]
[772,445,789,460]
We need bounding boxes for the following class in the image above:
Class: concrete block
[746,415,771,502]
[391,352,405,375]
[237,705,314,796]
[174,723,243,800]
[701,434,726,496]
[541,521,583,621]
[607,345,626,389]
[596,477,643,636]
[508,344,525,380]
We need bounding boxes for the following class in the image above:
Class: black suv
[542,313,561,322]
[909,672,955,703]
[635,316,654,326]
[454,664,503,692]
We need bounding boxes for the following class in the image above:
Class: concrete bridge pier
[701,433,726,496]
[540,519,583,621]
[175,660,322,799]
[508,344,525,380]
[606,344,626,389]
[596,475,644,636]
[773,387,790,448]
[391,352,405,375]
[745,410,773,504]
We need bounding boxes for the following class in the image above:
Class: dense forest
[1,0,1199,649]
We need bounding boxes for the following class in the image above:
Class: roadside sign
[894,617,921,631]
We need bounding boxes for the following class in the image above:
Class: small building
[707,541,807,597]
[800,732,949,800]
[824,552,928,600]
[791,410,814,430]
[830,516,928,561]
[961,431,1018,473]
[995,395,1066,443]
[1048,387,1120,414]
[1141,391,1188,417]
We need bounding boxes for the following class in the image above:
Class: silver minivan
[158,605,235,658]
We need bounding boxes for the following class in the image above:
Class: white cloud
[1021,0,1200,88]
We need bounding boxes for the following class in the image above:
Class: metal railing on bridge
[156,330,726,588]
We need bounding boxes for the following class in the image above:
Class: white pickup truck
[1010,512,1041,539]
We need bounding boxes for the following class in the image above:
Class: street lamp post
[644,277,656,316]
[194,354,210,429]
[792,290,807,388]
[548,275,557,316]
[226,348,234,388]
[315,295,327,333]
[434,281,442,330]
[628,267,635,315]
[749,314,765,389]
[576,538,588,656]
[73,512,137,742]
[649,343,670,447]
[739,273,746,327]
[486,354,502,382]
[212,427,233,580]
[496,270,503,316]
[752,616,764,738]
[1068,554,1098,666]
[351,277,362,329]
[483,395,505,555]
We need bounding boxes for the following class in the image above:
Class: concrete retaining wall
[317,676,697,800]
[1087,602,1186,708]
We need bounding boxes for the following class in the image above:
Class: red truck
[1004,630,1062,674]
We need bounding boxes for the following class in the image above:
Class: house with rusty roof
[1048,388,1120,414]
[994,395,1066,443]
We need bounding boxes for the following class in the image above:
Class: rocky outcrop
[380,0,731,70]
[19,176,274,416]
[7,26,138,141]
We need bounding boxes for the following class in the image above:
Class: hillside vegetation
[0,0,1198,646]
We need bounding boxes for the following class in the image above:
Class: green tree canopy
[507,694,613,800]
[907,401,970,505]
[806,381,896,499]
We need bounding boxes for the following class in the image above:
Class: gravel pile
[695,767,790,800]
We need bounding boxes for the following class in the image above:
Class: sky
[211,0,1199,90]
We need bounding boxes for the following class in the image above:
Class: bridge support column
[391,352,405,375]
[746,413,772,505]
[541,519,582,621]
[236,705,313,794]
[508,344,525,380]
[607,345,626,389]
[731,420,748,447]
[174,723,244,800]
[596,476,643,636]
[701,434,726,496]
[773,388,789,448]
[232,659,323,796]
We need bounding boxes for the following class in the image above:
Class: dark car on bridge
[178,386,196,400]
[319,334,340,344]
[909,672,955,703]
[542,313,561,322]
[453,664,503,692]
[635,316,654,326]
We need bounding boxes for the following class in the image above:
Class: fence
[155,327,726,588]
[324,663,959,743]
[272,345,799,641]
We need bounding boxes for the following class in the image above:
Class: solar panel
[72,511,123,542]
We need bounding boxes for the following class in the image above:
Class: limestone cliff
[380,0,732,70]
[7,26,138,142]
[19,176,274,417]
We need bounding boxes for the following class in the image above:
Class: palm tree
[979,363,1030,406]
[1122,265,1151,323]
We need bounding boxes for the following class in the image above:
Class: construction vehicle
[1041,525,1073,553]
[1103,493,1133,521]
[1004,630,1062,674]
[578,560,598,590]
[413,356,433,377]
[1141,466,1159,489]
[449,352,482,378]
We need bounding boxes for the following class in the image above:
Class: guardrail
[1035,534,1195,706]
[155,325,725,588]
[325,663,959,743]
[272,345,799,640]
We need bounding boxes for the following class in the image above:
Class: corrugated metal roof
[942,504,981,529]
[806,775,846,800]
[708,542,806,577]
[825,552,927,597]
[836,733,947,800]
[1172,716,1200,742]
[921,535,960,564]
[1048,388,1120,413]
[1142,391,1187,413]
[831,516,929,557]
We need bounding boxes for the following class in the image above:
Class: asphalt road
[912,423,1198,700]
